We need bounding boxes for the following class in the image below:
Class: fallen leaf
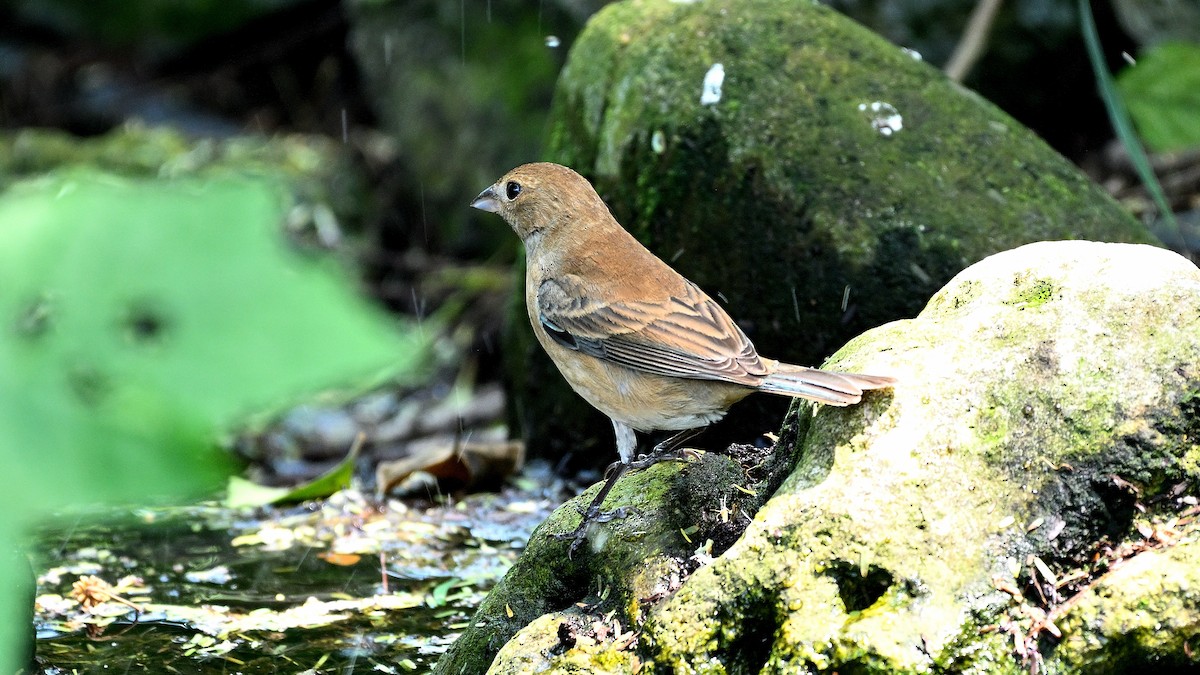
[376,440,525,495]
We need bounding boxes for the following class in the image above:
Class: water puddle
[31,466,567,672]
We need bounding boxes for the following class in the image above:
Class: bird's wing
[536,274,768,385]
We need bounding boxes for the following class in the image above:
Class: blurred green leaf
[1117,41,1200,152]
[0,170,430,505]
[225,477,293,508]
[426,578,463,609]
[0,171,431,667]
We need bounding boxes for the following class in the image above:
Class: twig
[945,0,1004,82]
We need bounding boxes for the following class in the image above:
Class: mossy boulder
[510,0,1158,464]
[434,440,791,675]
[450,240,1200,674]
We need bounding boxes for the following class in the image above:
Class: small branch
[945,0,1005,82]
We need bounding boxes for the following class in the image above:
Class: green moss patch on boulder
[435,439,786,674]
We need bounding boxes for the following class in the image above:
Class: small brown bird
[472,162,894,546]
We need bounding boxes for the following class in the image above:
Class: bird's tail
[757,362,896,406]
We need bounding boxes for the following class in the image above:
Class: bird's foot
[626,427,706,470]
[550,461,635,559]
[551,502,639,558]
[549,429,705,559]
[629,441,704,470]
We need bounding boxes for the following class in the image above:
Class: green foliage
[425,578,470,609]
[1117,41,1200,153]
[1079,0,1179,245]
[226,439,361,508]
[0,171,430,666]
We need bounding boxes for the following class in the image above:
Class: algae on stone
[646,241,1200,673]
[434,442,787,675]
[472,241,1200,674]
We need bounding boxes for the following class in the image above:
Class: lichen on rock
[647,241,1200,673]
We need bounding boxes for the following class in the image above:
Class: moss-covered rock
[511,0,1158,464]
[465,240,1200,674]
[1052,538,1200,674]
[825,0,1129,156]
[434,438,790,674]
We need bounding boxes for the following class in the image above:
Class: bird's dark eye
[505,181,522,200]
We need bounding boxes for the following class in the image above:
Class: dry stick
[945,0,1005,82]
[1024,515,1197,654]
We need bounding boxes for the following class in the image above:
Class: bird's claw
[552,505,639,559]
[591,506,637,523]
[628,448,697,470]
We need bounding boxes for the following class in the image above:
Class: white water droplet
[700,63,725,105]
[858,101,903,136]
[651,129,666,153]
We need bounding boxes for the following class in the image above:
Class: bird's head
[471,162,609,246]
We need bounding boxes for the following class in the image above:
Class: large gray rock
[446,240,1200,674]
[511,0,1158,463]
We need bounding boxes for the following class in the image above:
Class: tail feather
[757,363,896,406]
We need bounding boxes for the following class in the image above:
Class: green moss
[1050,540,1200,673]
[638,242,1200,673]
[926,277,982,313]
[1005,274,1056,308]
[436,449,774,674]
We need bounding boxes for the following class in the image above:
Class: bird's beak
[470,186,500,213]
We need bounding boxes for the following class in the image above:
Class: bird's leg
[551,421,641,556]
[576,460,632,523]
[551,460,633,556]
[628,427,705,469]
[553,424,706,557]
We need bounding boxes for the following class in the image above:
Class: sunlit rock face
[466,240,1200,675]
[511,0,1159,465]
[648,241,1200,674]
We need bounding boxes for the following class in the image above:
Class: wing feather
[536,275,768,385]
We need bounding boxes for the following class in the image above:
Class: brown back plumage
[493,163,773,388]
[480,162,895,406]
